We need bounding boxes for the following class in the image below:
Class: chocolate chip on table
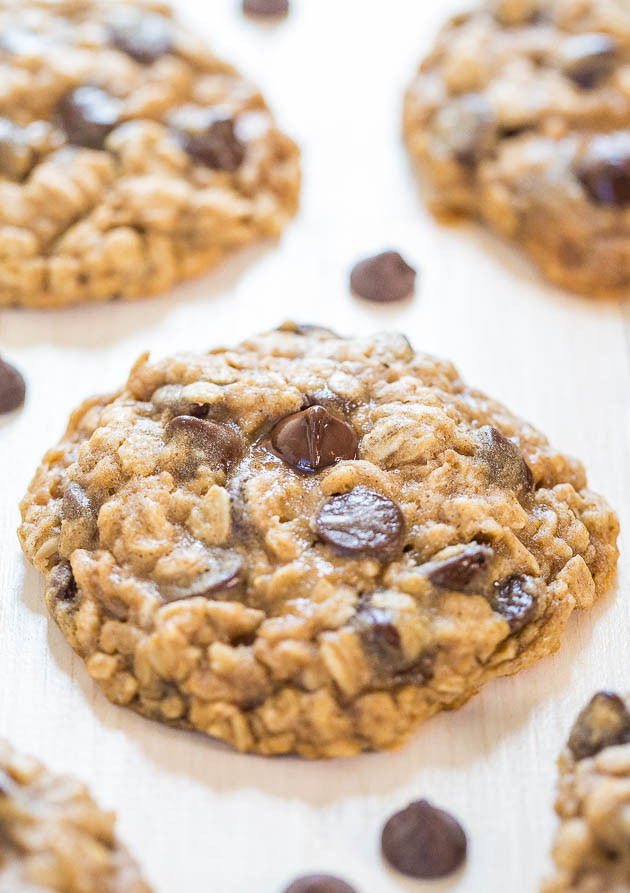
[560,33,617,89]
[476,425,534,499]
[174,108,245,171]
[488,574,536,633]
[350,251,416,303]
[61,482,92,520]
[0,356,25,413]
[164,415,244,472]
[428,543,493,590]
[316,488,405,559]
[381,800,467,879]
[568,691,630,761]
[58,86,122,150]
[283,876,357,893]
[47,560,77,603]
[160,550,244,602]
[266,406,358,473]
[109,12,173,64]
[243,0,289,18]
[577,134,630,206]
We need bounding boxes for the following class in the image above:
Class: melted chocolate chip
[164,416,244,472]
[61,482,92,521]
[47,561,77,603]
[58,87,121,150]
[488,575,536,633]
[568,692,630,761]
[561,33,617,90]
[304,387,356,416]
[477,426,534,499]
[244,0,289,17]
[109,12,173,64]
[350,251,416,303]
[355,607,403,667]
[577,134,630,206]
[160,551,244,603]
[174,108,245,171]
[283,877,356,893]
[381,800,467,879]
[428,543,493,590]
[266,406,357,473]
[316,488,404,559]
[0,357,25,413]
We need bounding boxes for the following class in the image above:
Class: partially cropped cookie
[543,692,630,892]
[0,740,150,892]
[0,0,299,308]
[19,324,618,757]
[404,0,630,297]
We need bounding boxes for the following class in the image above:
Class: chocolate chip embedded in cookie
[0,0,300,308]
[18,326,618,758]
[403,0,630,297]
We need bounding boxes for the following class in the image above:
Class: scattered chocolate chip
[61,482,92,521]
[266,405,357,473]
[173,107,245,171]
[350,251,416,303]
[58,86,121,150]
[488,574,536,633]
[316,488,404,559]
[283,877,356,893]
[428,543,493,591]
[47,560,77,603]
[381,800,467,879]
[109,12,173,64]
[577,133,630,206]
[164,416,244,473]
[160,551,244,602]
[561,33,617,89]
[568,691,630,761]
[151,384,209,419]
[243,0,289,18]
[0,357,25,413]
[476,426,534,499]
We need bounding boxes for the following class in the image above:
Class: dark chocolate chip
[283,876,356,893]
[174,109,245,171]
[151,384,209,419]
[61,482,92,521]
[428,543,493,590]
[488,574,536,633]
[568,691,630,761]
[577,133,630,206]
[58,87,121,150]
[561,33,617,89]
[160,551,244,603]
[316,488,404,559]
[0,357,25,413]
[109,13,173,64]
[350,251,416,303]
[243,0,289,18]
[303,387,356,416]
[164,416,244,472]
[476,426,534,499]
[355,606,403,665]
[47,560,77,603]
[381,800,467,879]
[266,405,358,473]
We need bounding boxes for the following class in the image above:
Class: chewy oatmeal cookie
[18,324,618,758]
[543,692,630,892]
[0,739,150,892]
[404,0,630,297]
[0,0,299,308]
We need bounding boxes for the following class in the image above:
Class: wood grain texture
[0,2,628,890]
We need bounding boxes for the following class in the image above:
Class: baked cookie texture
[404,0,630,297]
[0,739,151,892]
[18,325,619,758]
[0,0,300,308]
[543,692,630,892]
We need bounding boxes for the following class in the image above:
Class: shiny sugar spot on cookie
[265,405,358,473]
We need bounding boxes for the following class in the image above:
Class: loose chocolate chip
[58,87,121,150]
[316,488,404,559]
[577,133,630,206]
[164,416,244,472]
[47,560,77,603]
[568,691,630,761]
[244,0,289,18]
[160,551,244,603]
[151,384,209,419]
[428,543,493,590]
[174,108,245,171]
[477,426,534,499]
[109,13,173,64]
[0,357,25,413]
[266,405,357,473]
[381,800,467,879]
[561,33,617,89]
[488,574,536,633]
[350,251,416,303]
[283,876,356,893]
[61,482,92,521]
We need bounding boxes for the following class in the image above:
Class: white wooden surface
[0,2,628,890]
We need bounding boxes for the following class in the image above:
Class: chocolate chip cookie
[404,0,630,297]
[0,0,300,308]
[0,739,151,891]
[18,324,618,757]
[543,692,630,892]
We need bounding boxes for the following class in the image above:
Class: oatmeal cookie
[0,739,151,892]
[404,0,630,297]
[18,324,619,758]
[543,691,630,892]
[0,0,299,308]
